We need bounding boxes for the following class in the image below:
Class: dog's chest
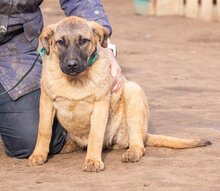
[54,97,93,116]
[53,97,94,142]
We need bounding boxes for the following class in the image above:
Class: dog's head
[40,16,109,75]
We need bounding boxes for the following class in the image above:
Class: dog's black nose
[66,60,78,69]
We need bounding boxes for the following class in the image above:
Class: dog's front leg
[27,88,55,166]
[82,96,110,172]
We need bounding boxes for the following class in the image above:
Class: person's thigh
[0,84,66,158]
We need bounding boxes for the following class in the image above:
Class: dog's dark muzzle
[61,60,86,75]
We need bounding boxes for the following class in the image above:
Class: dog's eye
[57,39,65,46]
[79,38,90,46]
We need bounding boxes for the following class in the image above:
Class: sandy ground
[0,0,220,190]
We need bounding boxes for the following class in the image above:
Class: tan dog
[27,16,211,172]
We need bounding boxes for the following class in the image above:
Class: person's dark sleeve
[59,0,112,35]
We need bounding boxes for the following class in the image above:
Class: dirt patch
[0,0,220,190]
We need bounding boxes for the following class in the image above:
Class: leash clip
[39,47,46,57]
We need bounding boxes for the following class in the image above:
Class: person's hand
[107,47,123,93]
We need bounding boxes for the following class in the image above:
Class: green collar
[39,47,98,67]
[88,48,99,67]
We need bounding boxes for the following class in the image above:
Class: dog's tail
[144,133,211,149]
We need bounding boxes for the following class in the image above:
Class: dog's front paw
[122,147,145,163]
[82,159,104,172]
[27,154,47,167]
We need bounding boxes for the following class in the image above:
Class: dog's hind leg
[60,137,80,154]
[121,82,149,163]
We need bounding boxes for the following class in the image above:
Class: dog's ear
[89,21,109,48]
[39,24,56,55]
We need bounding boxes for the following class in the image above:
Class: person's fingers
[112,73,122,93]
[114,77,123,92]
[112,81,119,93]
[108,51,122,93]
[111,73,117,87]
[110,64,119,86]
[112,81,121,93]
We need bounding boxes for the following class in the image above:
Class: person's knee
[4,132,37,159]
[0,89,41,158]
[3,118,67,158]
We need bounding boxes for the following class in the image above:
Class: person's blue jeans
[0,83,66,158]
